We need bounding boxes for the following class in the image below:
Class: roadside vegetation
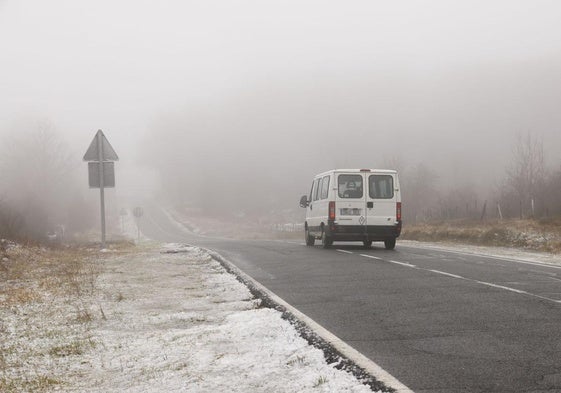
[0,239,379,393]
[397,133,561,254]
[401,218,561,253]
[0,240,132,392]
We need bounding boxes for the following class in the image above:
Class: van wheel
[321,229,332,249]
[363,240,372,248]
[305,227,315,246]
[384,238,396,250]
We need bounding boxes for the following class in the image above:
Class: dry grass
[3,287,40,305]
[401,218,561,253]
[0,375,62,392]
[0,240,136,392]
[1,246,96,300]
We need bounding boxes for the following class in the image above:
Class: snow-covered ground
[0,239,383,392]
[72,244,379,392]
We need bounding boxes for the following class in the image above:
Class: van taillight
[396,202,402,221]
[329,201,336,220]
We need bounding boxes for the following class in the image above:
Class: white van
[299,169,402,249]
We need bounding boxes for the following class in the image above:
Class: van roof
[316,168,397,177]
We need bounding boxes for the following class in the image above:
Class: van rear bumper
[327,223,402,241]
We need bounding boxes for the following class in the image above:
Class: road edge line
[206,248,414,393]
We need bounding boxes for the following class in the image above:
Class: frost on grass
[67,244,377,392]
[0,243,378,392]
[0,244,101,392]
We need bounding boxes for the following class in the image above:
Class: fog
[2,1,561,237]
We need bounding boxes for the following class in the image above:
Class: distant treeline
[0,120,95,242]
[0,117,556,243]
[403,133,558,223]
[142,111,558,225]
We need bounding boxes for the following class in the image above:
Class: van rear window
[369,175,394,199]
[320,175,330,199]
[312,178,321,201]
[338,175,363,198]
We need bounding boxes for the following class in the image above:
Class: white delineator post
[97,131,106,248]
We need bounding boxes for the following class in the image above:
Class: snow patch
[58,244,381,392]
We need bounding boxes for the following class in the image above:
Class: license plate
[340,208,361,216]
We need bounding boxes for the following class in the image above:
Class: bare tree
[2,120,73,194]
[401,163,438,223]
[505,132,546,218]
[540,165,561,217]
[0,120,81,240]
[0,198,25,239]
[439,184,480,220]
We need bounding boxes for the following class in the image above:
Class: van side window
[321,176,330,199]
[369,175,394,199]
[315,178,323,201]
[309,181,315,202]
[338,174,363,198]
[312,179,320,201]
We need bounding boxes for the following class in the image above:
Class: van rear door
[336,173,367,230]
[366,173,397,226]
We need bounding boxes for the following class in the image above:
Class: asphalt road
[137,206,561,393]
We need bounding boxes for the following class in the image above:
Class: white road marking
[474,281,561,303]
[336,249,353,254]
[475,281,526,294]
[360,255,416,267]
[429,270,464,279]
[358,254,561,305]
[389,260,416,268]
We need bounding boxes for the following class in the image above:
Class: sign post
[84,130,119,248]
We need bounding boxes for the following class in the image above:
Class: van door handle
[367,202,373,208]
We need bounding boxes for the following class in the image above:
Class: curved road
[137,205,561,393]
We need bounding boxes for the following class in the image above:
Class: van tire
[363,240,372,248]
[305,227,315,246]
[321,229,332,249]
[384,238,396,250]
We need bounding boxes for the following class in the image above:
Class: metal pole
[97,130,106,248]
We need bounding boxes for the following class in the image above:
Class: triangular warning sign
[83,130,119,161]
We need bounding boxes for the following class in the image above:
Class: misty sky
[2,0,561,199]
